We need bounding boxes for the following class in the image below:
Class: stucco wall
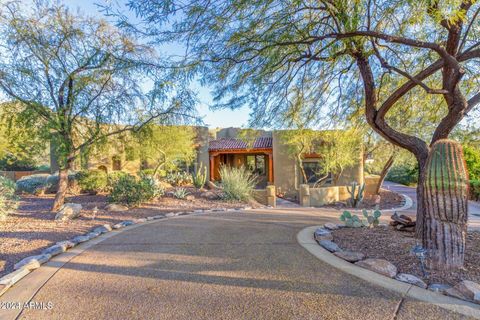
[272,130,364,200]
[272,131,298,199]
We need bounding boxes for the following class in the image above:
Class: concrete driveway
[11,209,466,320]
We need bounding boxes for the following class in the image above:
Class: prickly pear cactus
[423,139,469,270]
[340,210,363,228]
[362,209,382,228]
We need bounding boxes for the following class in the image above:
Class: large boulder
[318,240,341,253]
[449,280,480,303]
[355,258,398,278]
[334,251,365,263]
[105,203,129,212]
[55,203,82,221]
[14,254,51,270]
[395,273,427,289]
[314,228,333,241]
[428,283,452,294]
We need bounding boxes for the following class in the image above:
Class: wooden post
[267,152,273,183]
[209,155,215,181]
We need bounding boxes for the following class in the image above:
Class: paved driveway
[13,209,465,320]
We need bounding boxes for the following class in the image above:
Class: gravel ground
[0,189,255,278]
[322,189,404,210]
[333,227,480,285]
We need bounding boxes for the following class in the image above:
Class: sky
[62,0,251,129]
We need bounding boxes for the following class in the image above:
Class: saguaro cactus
[423,139,469,270]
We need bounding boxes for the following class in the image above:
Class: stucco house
[52,126,364,204]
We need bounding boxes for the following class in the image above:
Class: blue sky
[63,0,251,129]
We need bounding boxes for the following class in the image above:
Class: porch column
[267,152,273,183]
[209,155,215,181]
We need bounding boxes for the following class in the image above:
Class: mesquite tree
[117,1,480,269]
[0,1,196,211]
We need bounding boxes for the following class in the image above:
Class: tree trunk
[421,140,469,270]
[52,157,74,212]
[297,154,308,183]
[375,154,395,195]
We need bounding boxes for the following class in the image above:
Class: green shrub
[386,164,418,186]
[166,171,192,186]
[78,170,108,194]
[107,171,129,191]
[108,174,163,206]
[471,180,480,201]
[16,174,49,194]
[0,176,19,218]
[219,166,256,201]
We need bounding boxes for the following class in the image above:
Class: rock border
[0,205,253,303]
[297,225,480,319]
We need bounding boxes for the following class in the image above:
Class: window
[302,160,332,185]
[246,154,266,176]
[112,156,122,171]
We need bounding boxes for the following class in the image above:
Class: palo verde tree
[0,1,196,211]
[116,0,480,269]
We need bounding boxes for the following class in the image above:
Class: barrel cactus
[423,139,469,270]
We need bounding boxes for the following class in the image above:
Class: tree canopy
[0,0,197,210]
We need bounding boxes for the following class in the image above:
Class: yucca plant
[219,166,257,202]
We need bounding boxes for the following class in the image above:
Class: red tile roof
[209,137,272,151]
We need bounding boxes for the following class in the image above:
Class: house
[51,126,364,204]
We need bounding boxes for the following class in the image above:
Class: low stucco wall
[253,185,276,207]
[365,175,380,195]
[0,170,50,182]
[299,184,351,207]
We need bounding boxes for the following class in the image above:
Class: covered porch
[208,137,274,188]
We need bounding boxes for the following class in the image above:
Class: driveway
[384,181,480,229]
[8,209,466,319]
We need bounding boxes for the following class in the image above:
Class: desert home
[51,126,366,206]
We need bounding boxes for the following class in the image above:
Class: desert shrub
[464,145,480,181]
[109,174,163,206]
[386,164,418,186]
[219,166,256,201]
[0,154,37,171]
[192,163,207,189]
[16,173,49,194]
[172,187,190,199]
[166,171,192,186]
[0,176,19,218]
[471,180,480,201]
[45,171,80,193]
[107,171,129,190]
[78,170,108,194]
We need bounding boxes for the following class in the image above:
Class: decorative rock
[56,240,75,249]
[194,209,204,213]
[165,212,175,217]
[86,231,101,239]
[71,235,90,244]
[314,228,333,241]
[428,283,452,294]
[445,287,467,300]
[451,280,480,303]
[355,258,397,278]
[185,195,195,201]
[121,220,135,227]
[55,203,82,221]
[243,206,252,210]
[334,251,365,263]
[152,215,164,219]
[14,254,51,270]
[105,203,129,212]
[146,216,155,221]
[324,223,339,230]
[42,244,66,257]
[395,273,427,289]
[319,240,341,253]
[212,208,226,212]
[93,224,112,234]
[0,268,30,286]
[134,218,147,223]
[112,223,124,229]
